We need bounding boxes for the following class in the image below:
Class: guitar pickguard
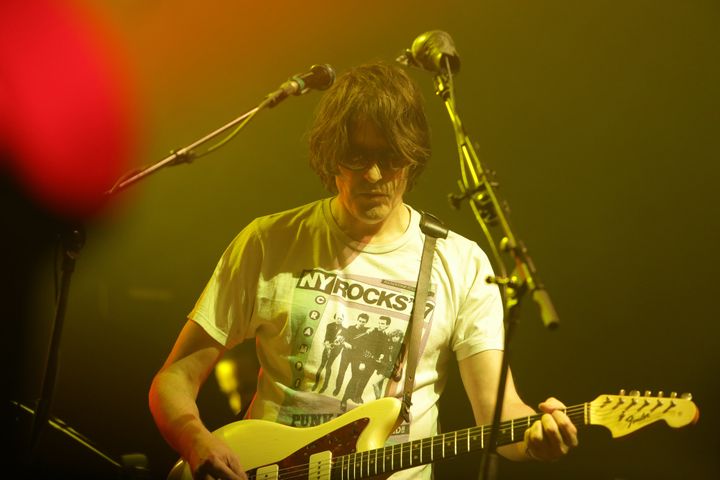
[246,417,370,478]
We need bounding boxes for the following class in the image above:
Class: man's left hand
[523,397,579,461]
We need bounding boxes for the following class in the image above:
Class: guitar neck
[331,403,587,479]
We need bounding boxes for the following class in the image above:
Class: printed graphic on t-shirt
[278,268,436,444]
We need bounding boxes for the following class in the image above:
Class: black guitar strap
[394,211,448,423]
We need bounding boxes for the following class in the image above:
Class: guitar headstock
[589,390,699,438]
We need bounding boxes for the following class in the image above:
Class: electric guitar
[167,391,699,480]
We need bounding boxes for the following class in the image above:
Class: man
[312,312,345,393]
[149,62,577,480]
[372,322,405,399]
[341,314,392,406]
[334,312,370,409]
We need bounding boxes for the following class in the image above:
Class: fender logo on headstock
[623,412,651,429]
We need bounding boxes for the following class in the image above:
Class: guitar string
[247,399,675,480]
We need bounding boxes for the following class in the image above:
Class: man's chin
[357,205,390,224]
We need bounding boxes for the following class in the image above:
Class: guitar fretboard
[330,403,588,479]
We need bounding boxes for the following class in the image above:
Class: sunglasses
[339,147,409,172]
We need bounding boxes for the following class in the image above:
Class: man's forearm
[149,369,211,460]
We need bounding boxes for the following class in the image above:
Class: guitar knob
[670,392,678,399]
[681,393,693,400]
[657,391,664,398]
[644,390,652,397]
[619,389,626,396]
[629,390,640,397]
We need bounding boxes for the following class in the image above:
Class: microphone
[397,30,460,74]
[267,64,336,107]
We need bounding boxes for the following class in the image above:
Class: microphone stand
[108,105,261,195]
[24,79,293,474]
[107,65,317,194]
[27,223,85,458]
[430,61,559,480]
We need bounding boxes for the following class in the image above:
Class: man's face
[334,119,409,226]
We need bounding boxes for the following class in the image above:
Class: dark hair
[308,62,431,193]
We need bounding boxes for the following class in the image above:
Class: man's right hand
[187,431,248,480]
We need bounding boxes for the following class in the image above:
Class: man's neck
[331,197,410,244]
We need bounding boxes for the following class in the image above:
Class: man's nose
[363,163,382,183]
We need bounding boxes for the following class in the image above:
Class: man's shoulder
[253,198,327,232]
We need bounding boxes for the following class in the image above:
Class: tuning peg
[619,389,626,396]
[681,393,693,400]
[644,390,652,397]
[629,390,640,397]
[670,392,678,399]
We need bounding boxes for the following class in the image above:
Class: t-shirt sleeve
[189,220,263,349]
[450,242,505,360]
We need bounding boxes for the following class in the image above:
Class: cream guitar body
[168,397,402,480]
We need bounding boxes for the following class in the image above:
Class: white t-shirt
[190,198,504,479]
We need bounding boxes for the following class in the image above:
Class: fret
[366,450,371,478]
[481,424,484,449]
[466,427,470,453]
[454,430,458,456]
[402,440,411,467]
[422,436,431,463]
[469,427,481,451]
[511,418,514,442]
[430,433,434,462]
[370,450,374,477]
[374,448,378,477]
[363,450,369,478]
